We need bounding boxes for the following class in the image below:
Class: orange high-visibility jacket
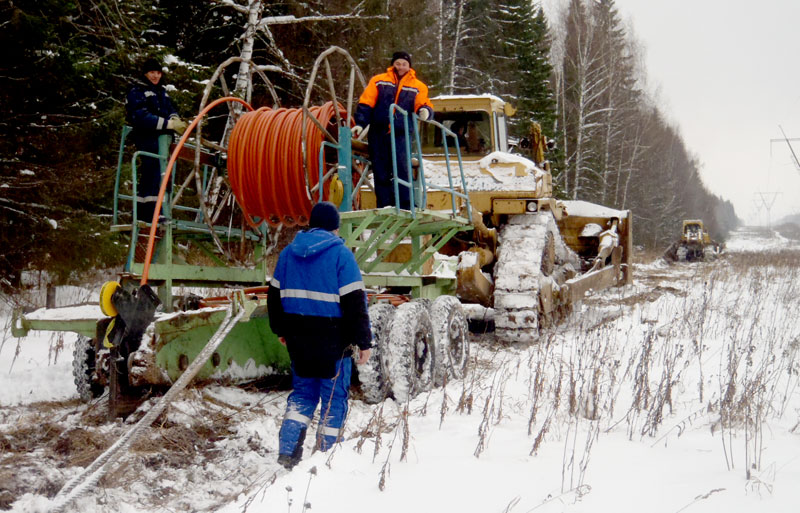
[354,67,433,131]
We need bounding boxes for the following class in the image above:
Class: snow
[423,152,543,192]
[2,227,800,512]
[562,199,629,219]
[24,304,103,321]
[433,93,505,103]
[20,169,35,176]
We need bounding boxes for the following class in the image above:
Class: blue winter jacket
[268,228,372,378]
[125,79,178,143]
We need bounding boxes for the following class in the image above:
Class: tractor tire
[430,296,469,386]
[357,303,395,404]
[385,301,435,403]
[72,336,104,402]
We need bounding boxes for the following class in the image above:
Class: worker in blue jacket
[125,58,187,223]
[353,51,434,210]
[267,201,372,470]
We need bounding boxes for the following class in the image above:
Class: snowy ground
[2,226,800,512]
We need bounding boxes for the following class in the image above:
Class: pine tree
[0,0,163,290]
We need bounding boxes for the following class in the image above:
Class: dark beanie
[391,51,412,68]
[142,58,163,74]
[309,201,340,231]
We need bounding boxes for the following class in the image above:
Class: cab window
[421,111,492,157]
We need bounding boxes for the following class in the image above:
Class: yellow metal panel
[492,198,527,215]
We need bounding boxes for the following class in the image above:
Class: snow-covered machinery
[11,51,632,417]
[664,219,720,262]
[11,47,474,415]
[360,95,633,344]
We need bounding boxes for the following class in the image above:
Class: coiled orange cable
[227,102,346,228]
[142,100,348,286]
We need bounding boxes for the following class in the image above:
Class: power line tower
[754,191,780,228]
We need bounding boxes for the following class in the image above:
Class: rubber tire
[72,336,104,402]
[385,301,435,403]
[430,296,470,386]
[357,303,395,404]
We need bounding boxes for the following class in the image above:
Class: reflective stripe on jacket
[125,80,177,132]
[267,228,372,378]
[354,67,433,131]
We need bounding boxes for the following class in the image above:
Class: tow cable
[49,292,248,512]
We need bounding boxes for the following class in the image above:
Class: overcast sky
[545,0,800,225]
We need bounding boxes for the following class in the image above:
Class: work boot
[277,447,302,470]
[277,426,305,470]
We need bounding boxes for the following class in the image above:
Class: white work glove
[167,116,188,135]
[417,108,430,121]
[352,125,364,137]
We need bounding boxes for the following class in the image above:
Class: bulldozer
[12,48,632,416]
[359,94,633,343]
[664,219,720,262]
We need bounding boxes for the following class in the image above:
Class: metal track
[493,213,579,344]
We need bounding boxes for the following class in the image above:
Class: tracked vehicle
[361,94,633,342]
[664,219,720,262]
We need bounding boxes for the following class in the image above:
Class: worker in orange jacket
[353,51,434,209]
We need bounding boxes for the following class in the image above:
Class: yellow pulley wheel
[328,175,344,207]
[99,281,120,317]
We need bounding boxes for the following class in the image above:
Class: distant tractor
[664,219,720,262]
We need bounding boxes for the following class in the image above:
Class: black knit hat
[142,58,163,74]
[391,51,412,68]
[309,201,340,231]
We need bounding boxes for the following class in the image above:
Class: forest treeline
[0,0,739,289]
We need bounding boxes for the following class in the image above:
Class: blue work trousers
[278,358,352,457]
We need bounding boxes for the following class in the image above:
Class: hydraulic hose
[141,96,253,286]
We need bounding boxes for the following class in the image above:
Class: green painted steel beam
[11,315,99,339]
[128,262,266,284]
[402,227,461,274]
[352,216,401,262]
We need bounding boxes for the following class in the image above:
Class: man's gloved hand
[351,125,364,138]
[167,116,188,135]
[417,108,431,121]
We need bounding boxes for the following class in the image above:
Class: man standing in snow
[125,57,188,223]
[267,201,372,470]
[353,51,434,210]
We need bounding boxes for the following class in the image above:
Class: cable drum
[228,102,346,228]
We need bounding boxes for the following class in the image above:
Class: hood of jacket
[288,228,343,258]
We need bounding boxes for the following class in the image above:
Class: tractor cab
[420,95,514,159]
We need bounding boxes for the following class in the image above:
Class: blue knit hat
[309,201,340,231]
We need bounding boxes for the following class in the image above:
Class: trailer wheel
[430,296,469,386]
[386,301,435,403]
[72,336,104,401]
[357,303,395,404]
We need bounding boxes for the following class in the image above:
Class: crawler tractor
[12,48,632,416]
[664,219,720,262]
[361,94,633,343]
